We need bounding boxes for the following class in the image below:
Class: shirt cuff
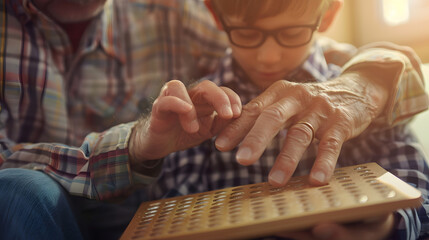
[342,48,429,127]
[130,159,164,186]
[127,121,163,186]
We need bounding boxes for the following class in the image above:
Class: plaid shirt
[0,0,427,214]
[0,0,227,199]
[149,41,429,239]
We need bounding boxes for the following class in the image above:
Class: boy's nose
[256,37,283,65]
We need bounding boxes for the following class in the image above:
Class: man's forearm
[342,48,428,127]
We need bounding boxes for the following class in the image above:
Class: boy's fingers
[162,80,199,133]
[153,96,193,116]
[189,80,234,119]
[220,86,242,117]
[153,97,194,133]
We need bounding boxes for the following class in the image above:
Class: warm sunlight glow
[382,0,410,26]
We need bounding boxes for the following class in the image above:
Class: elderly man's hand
[129,80,241,163]
[215,68,392,186]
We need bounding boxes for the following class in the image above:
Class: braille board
[120,162,422,240]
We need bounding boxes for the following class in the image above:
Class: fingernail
[232,104,241,116]
[215,137,228,149]
[236,147,252,163]
[269,170,285,185]
[221,105,233,117]
[312,171,326,183]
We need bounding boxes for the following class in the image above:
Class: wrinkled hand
[277,213,395,240]
[129,80,241,163]
[215,71,389,186]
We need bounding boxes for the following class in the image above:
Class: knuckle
[313,93,330,104]
[243,99,265,117]
[312,94,333,111]
[189,80,216,94]
[191,81,208,93]
[166,79,184,88]
[267,80,294,98]
[261,106,287,124]
[220,120,248,143]
[319,135,342,153]
[219,86,230,94]
[273,79,291,89]
[199,79,214,88]
[291,84,314,104]
[163,80,184,94]
[288,127,312,144]
[224,121,243,134]
[152,97,160,108]
[335,108,353,121]
[278,151,299,166]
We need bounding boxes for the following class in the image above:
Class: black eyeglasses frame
[218,14,322,49]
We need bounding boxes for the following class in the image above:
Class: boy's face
[223,8,320,90]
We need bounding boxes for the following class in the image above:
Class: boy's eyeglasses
[219,15,321,48]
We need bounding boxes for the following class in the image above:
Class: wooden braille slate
[121,163,421,240]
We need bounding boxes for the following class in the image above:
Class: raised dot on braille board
[121,163,422,240]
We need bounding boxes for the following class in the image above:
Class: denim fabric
[69,190,147,240]
[0,168,152,240]
[0,168,84,240]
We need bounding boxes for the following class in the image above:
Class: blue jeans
[0,168,84,240]
[0,168,146,240]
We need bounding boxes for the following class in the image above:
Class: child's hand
[129,80,241,163]
[276,213,395,240]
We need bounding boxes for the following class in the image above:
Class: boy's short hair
[212,0,333,24]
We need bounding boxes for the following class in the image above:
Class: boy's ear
[318,0,343,32]
[204,0,224,30]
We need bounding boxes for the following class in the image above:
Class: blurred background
[323,0,429,63]
[322,0,429,157]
